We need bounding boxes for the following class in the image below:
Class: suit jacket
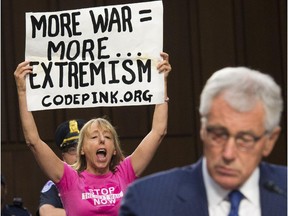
[120,159,287,216]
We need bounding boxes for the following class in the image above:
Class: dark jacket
[120,159,287,216]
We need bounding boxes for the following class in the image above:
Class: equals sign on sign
[139,9,152,22]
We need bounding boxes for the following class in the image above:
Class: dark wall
[1,0,286,214]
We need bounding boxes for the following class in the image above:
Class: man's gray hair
[199,67,283,131]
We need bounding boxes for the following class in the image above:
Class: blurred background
[1,0,287,214]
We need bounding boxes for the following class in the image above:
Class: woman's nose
[99,135,105,144]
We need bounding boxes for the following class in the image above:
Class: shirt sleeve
[117,156,137,183]
[39,180,63,208]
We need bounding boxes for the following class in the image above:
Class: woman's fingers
[157,52,172,74]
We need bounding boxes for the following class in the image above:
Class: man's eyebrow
[207,125,258,136]
[237,130,258,136]
[206,125,227,130]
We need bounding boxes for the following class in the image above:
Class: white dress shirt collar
[202,157,260,209]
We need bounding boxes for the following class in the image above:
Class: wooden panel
[1,60,8,142]
[2,143,62,214]
[13,150,47,215]
[187,0,208,157]
[2,147,48,214]
[198,0,236,75]
[64,107,104,124]
[111,106,150,137]
[1,150,14,203]
[244,1,283,71]
[2,0,20,142]
[242,0,287,163]
[143,136,198,175]
[56,0,103,10]
[121,136,198,176]
[162,0,195,136]
[279,0,287,75]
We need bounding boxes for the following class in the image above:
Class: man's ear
[200,125,206,142]
[262,126,281,157]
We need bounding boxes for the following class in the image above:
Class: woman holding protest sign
[14,52,171,215]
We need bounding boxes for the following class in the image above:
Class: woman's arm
[130,52,171,176]
[39,204,66,216]
[14,61,64,183]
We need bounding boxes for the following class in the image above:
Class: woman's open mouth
[96,148,107,161]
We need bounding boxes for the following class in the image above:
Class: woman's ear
[81,148,85,155]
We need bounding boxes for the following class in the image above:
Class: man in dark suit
[120,67,287,216]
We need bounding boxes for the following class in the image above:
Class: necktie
[228,190,244,216]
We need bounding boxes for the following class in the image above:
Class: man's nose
[222,137,237,160]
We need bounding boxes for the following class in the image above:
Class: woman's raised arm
[130,52,171,176]
[14,61,64,183]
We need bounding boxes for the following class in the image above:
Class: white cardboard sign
[25,1,163,111]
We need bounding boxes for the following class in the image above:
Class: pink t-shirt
[56,156,137,216]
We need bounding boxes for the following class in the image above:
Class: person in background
[36,119,86,216]
[120,67,287,216]
[1,175,32,216]
[14,52,171,216]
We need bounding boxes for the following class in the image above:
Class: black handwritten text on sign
[25,1,163,111]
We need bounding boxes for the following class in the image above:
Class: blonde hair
[72,118,125,173]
